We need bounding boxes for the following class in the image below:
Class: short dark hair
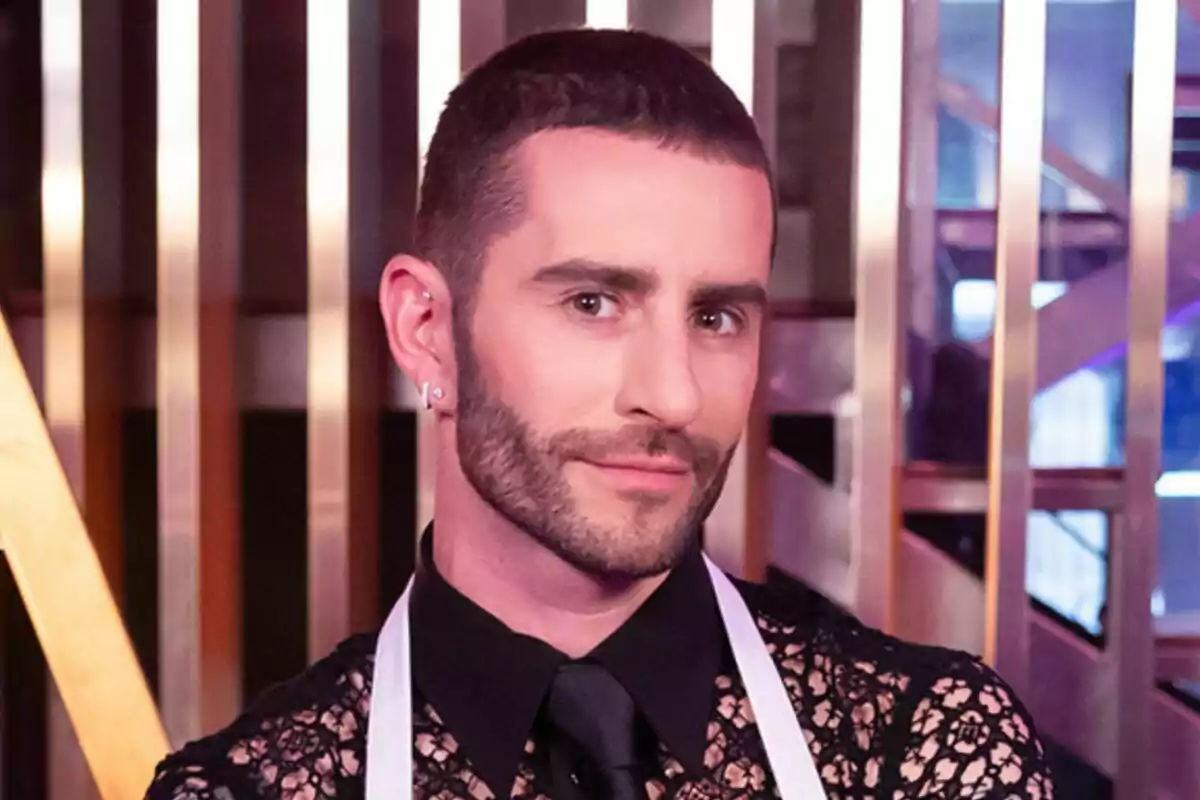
[414,27,773,318]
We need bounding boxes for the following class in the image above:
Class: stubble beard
[453,329,735,582]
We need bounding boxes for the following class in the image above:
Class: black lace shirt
[145,542,1054,799]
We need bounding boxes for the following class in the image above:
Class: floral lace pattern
[145,584,1053,799]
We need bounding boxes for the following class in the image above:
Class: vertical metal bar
[704,0,775,581]
[849,0,905,631]
[40,0,84,570]
[586,0,630,29]
[158,0,242,742]
[983,0,1046,692]
[196,0,243,729]
[41,0,102,794]
[415,0,464,544]
[902,0,940,347]
[711,0,755,114]
[1115,1,1177,795]
[307,0,384,660]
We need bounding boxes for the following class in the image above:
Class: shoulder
[144,633,378,800]
[736,574,1053,796]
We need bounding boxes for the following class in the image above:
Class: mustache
[546,425,725,471]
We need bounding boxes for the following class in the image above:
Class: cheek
[695,350,760,436]
[469,303,621,420]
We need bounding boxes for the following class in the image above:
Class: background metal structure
[1114,1,1178,795]
[2,0,1198,795]
[39,0,122,794]
[849,0,906,632]
[983,0,1046,693]
[0,314,169,796]
[305,0,385,665]
[155,0,242,747]
[702,0,778,581]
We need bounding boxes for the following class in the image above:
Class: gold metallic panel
[41,0,128,793]
[157,0,242,743]
[982,0,1046,693]
[704,0,777,581]
[849,0,905,630]
[40,0,94,795]
[307,1,384,660]
[0,310,169,798]
[1113,2,1177,796]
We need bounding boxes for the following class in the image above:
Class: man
[146,28,1054,799]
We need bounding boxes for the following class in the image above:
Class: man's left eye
[693,308,742,336]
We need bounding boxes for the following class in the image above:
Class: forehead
[488,128,774,287]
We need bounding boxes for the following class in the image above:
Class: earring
[421,290,433,301]
[420,382,444,410]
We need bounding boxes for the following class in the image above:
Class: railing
[767,446,1200,799]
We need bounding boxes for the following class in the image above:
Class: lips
[583,456,690,474]
[579,457,692,494]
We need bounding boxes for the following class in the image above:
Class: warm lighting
[586,0,628,30]
[306,0,350,413]
[306,1,349,244]
[710,0,754,111]
[157,1,200,253]
[419,0,461,174]
[40,0,84,428]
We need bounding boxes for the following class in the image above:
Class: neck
[431,442,667,658]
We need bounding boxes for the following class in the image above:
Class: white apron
[365,555,828,799]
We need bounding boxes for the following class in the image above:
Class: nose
[615,322,702,429]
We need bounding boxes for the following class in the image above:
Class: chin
[545,522,696,583]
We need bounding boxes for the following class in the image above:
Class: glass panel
[1026,510,1106,635]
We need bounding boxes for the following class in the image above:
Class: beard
[453,333,735,582]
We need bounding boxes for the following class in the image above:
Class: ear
[379,254,455,411]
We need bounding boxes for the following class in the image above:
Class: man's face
[455,128,773,581]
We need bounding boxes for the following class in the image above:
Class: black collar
[408,528,724,797]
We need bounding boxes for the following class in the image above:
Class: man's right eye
[567,292,619,319]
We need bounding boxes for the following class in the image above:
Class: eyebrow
[527,258,767,308]
[527,259,658,294]
[691,282,768,310]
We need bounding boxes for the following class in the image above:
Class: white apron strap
[704,556,827,799]
[365,565,827,799]
[365,577,414,800]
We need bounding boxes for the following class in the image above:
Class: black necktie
[545,662,644,800]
